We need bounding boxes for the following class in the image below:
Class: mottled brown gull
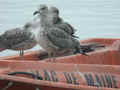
[0,24,37,59]
[33,5,87,61]
[0,5,49,59]
[48,6,78,38]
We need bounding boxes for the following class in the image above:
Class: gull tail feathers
[73,40,88,56]
[80,43,105,53]
[74,46,88,56]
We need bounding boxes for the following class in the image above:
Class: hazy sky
[0,0,120,56]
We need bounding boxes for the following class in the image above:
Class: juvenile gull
[33,5,87,60]
[0,24,37,59]
[48,6,78,38]
[48,6,105,54]
[48,6,84,54]
[0,4,47,59]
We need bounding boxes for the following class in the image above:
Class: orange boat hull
[0,38,120,90]
[1,38,120,65]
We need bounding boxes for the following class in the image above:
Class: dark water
[0,0,120,56]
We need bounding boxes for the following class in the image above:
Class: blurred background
[0,0,120,56]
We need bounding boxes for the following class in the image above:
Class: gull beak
[33,11,40,15]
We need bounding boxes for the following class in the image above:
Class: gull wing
[55,22,78,38]
[0,28,34,49]
[46,27,76,49]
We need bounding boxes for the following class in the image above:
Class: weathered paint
[0,38,119,90]
[7,69,120,88]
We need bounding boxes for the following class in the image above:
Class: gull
[0,4,46,59]
[48,6,78,38]
[0,23,37,59]
[33,5,87,61]
[48,6,105,54]
[47,6,84,54]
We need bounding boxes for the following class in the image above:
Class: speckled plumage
[0,25,37,59]
[49,6,78,38]
[35,5,87,59]
[0,28,36,50]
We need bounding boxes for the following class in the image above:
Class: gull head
[48,6,62,24]
[49,6,59,15]
[33,4,48,16]
[48,6,59,18]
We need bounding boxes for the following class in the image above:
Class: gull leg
[48,50,56,62]
[52,52,56,62]
[48,51,52,61]
[21,50,24,59]
[20,50,24,60]
[20,50,22,58]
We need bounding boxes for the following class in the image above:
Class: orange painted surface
[0,61,119,89]
[80,38,120,46]
[1,38,120,65]
[0,38,120,90]
[0,75,117,90]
